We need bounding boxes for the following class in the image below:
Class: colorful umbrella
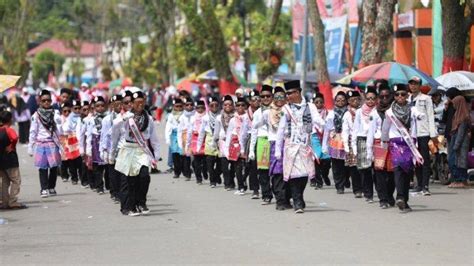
[0,75,21,93]
[435,71,474,91]
[337,62,441,88]
[176,78,200,93]
[197,69,248,86]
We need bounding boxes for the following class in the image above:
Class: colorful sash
[284,105,319,163]
[256,136,270,169]
[128,117,157,167]
[373,139,393,171]
[191,131,205,155]
[328,132,345,160]
[228,135,240,161]
[386,110,424,165]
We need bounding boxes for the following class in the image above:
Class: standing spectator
[448,96,471,188]
[0,110,26,209]
[79,83,92,102]
[21,87,38,116]
[153,87,165,123]
[9,93,31,144]
[408,76,437,195]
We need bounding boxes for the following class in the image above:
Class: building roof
[27,39,102,57]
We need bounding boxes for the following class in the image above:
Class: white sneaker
[295,209,304,214]
[238,189,246,196]
[40,190,49,198]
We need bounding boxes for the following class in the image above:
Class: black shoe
[151,168,159,174]
[315,184,323,190]
[276,205,286,211]
[309,182,316,187]
[402,204,412,213]
[396,199,406,211]
[71,181,78,185]
[282,203,293,209]
[138,205,150,214]
[344,179,351,188]
[379,202,388,209]
[62,178,69,182]
[251,191,259,199]
[323,177,331,186]
[48,189,57,196]
[422,189,431,196]
[337,189,344,194]
[173,175,179,179]
[166,168,174,173]
[261,198,271,205]
[410,187,422,193]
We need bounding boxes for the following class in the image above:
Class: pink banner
[348,0,358,23]
[332,0,345,17]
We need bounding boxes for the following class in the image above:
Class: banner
[322,15,348,73]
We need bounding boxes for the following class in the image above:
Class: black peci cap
[261,84,273,93]
[284,80,301,91]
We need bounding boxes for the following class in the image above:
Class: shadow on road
[145,208,179,216]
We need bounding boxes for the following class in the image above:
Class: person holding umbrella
[408,76,438,195]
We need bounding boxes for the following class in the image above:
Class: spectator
[0,110,26,209]
[10,93,31,144]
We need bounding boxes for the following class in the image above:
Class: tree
[359,0,397,67]
[441,0,474,72]
[308,0,333,108]
[32,49,65,83]
[269,0,283,34]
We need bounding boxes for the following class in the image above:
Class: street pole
[301,1,309,93]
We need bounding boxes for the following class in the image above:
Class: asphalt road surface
[1,122,473,265]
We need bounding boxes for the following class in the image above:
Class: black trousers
[348,166,362,194]
[313,159,331,186]
[233,158,247,191]
[65,157,82,182]
[360,168,374,199]
[39,167,58,190]
[375,169,395,205]
[259,169,271,199]
[206,155,222,185]
[92,163,105,192]
[108,164,121,198]
[18,120,30,144]
[60,161,69,180]
[104,166,110,191]
[119,172,129,213]
[80,159,92,186]
[172,153,191,178]
[192,155,206,183]
[288,177,308,210]
[271,173,290,206]
[248,160,259,192]
[126,166,150,211]
[394,166,413,204]
[221,157,236,189]
[331,158,347,190]
[415,136,431,190]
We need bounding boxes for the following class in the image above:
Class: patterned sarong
[256,136,270,169]
[389,137,414,173]
[170,129,181,154]
[34,141,61,169]
[228,135,240,161]
[181,130,188,155]
[373,139,393,172]
[345,135,357,167]
[204,132,218,156]
[356,137,371,169]
[269,141,283,176]
[311,133,330,160]
[191,131,205,155]
[59,135,68,161]
[91,134,104,164]
[283,142,315,181]
[65,134,80,160]
[115,142,150,176]
[328,132,346,160]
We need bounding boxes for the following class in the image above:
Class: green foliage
[32,49,65,83]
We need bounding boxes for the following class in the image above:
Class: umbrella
[176,78,200,93]
[337,62,441,88]
[0,75,21,93]
[197,69,248,86]
[435,71,474,91]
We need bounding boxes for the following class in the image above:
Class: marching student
[275,80,325,214]
[214,95,236,191]
[198,96,221,187]
[249,85,273,204]
[113,91,160,216]
[225,97,250,195]
[59,101,72,182]
[352,87,377,203]
[342,90,363,197]
[186,100,207,184]
[310,92,331,189]
[367,82,395,209]
[165,98,184,179]
[177,97,194,181]
[77,100,92,188]
[323,91,349,194]
[28,90,62,198]
[62,100,82,185]
[245,89,261,199]
[100,94,123,203]
[382,84,424,213]
[86,96,107,194]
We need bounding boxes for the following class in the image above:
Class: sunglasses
[223,103,233,107]
[366,96,377,101]
[41,99,52,103]
[236,103,246,107]
[250,97,260,101]
[261,94,272,99]
[123,101,131,105]
[62,110,71,114]
[274,95,285,101]
[395,92,408,97]
[73,107,80,110]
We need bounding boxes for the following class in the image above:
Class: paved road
[1,123,473,265]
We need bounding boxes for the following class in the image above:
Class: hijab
[451,95,470,133]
